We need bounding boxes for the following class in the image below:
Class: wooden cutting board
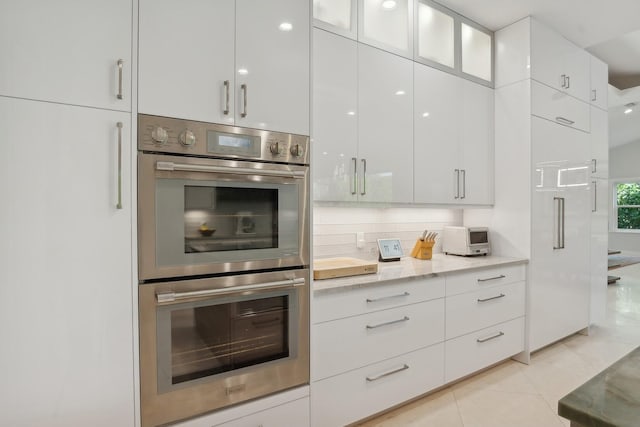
[313,257,378,280]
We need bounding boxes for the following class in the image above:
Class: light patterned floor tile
[451,360,538,395]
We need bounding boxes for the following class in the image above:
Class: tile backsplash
[313,206,463,260]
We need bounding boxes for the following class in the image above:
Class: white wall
[609,139,640,253]
[313,206,462,259]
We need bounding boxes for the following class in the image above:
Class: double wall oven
[137,115,310,427]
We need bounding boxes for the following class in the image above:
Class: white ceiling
[435,0,640,148]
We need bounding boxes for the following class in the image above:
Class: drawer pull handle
[366,292,410,303]
[477,331,505,343]
[555,116,575,125]
[477,293,506,303]
[477,275,506,283]
[366,316,410,330]
[366,364,409,382]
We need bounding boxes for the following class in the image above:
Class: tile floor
[358,263,640,427]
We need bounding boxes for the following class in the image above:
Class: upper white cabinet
[357,44,414,203]
[314,0,357,39]
[359,0,413,57]
[530,19,590,103]
[139,0,310,136]
[414,64,493,205]
[312,29,359,202]
[590,106,609,179]
[416,1,455,69]
[0,0,131,111]
[0,96,134,426]
[461,22,493,82]
[590,55,609,111]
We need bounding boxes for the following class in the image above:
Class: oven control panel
[138,114,309,165]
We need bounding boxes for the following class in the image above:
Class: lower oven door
[139,269,310,427]
[138,152,310,280]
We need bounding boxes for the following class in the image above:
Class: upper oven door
[138,153,309,280]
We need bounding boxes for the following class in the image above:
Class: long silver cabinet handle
[477,293,506,303]
[555,116,575,125]
[241,84,247,117]
[477,275,506,282]
[366,292,410,303]
[560,74,567,88]
[223,80,230,115]
[351,157,357,195]
[591,159,597,173]
[592,89,597,102]
[116,122,123,209]
[554,197,565,249]
[156,161,305,179]
[157,278,305,303]
[360,159,367,196]
[454,169,460,199]
[592,180,597,213]
[366,316,410,330]
[117,59,124,100]
[366,364,409,382]
[477,331,504,343]
[566,75,570,89]
[461,169,466,199]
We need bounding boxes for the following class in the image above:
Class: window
[614,181,640,231]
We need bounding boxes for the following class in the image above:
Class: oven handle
[156,161,305,179]
[156,277,306,303]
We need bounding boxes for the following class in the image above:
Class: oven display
[207,131,261,157]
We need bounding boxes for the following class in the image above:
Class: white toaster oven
[442,226,490,256]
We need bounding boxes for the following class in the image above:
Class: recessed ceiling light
[624,102,636,114]
[382,0,397,10]
[279,22,293,32]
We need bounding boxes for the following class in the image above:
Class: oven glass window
[184,186,278,254]
[169,295,289,385]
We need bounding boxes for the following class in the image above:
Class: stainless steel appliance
[137,114,311,426]
[442,226,491,256]
[137,114,310,280]
[139,269,310,427]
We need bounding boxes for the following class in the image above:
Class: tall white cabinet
[139,0,310,136]
[476,17,609,352]
[0,2,135,426]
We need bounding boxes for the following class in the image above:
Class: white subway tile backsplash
[313,206,462,259]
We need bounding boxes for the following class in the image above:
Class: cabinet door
[236,0,310,135]
[563,47,590,102]
[217,398,309,427]
[0,0,131,111]
[138,0,235,124]
[590,55,609,111]
[312,29,358,202]
[413,63,459,204]
[530,19,569,93]
[590,106,609,179]
[0,97,134,426]
[359,0,413,58]
[590,177,608,325]
[357,44,414,203]
[460,80,494,205]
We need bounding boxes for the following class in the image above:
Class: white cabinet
[312,29,358,202]
[313,0,357,39]
[530,19,590,103]
[590,55,609,111]
[531,80,590,132]
[590,100,609,179]
[214,398,309,427]
[0,96,134,427]
[0,0,131,111]
[139,0,309,135]
[356,44,414,203]
[414,64,493,204]
[359,0,413,57]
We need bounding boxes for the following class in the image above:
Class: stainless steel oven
[137,114,310,280]
[139,269,310,427]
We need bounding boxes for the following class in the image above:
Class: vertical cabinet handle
[454,169,460,199]
[591,158,597,173]
[351,157,358,195]
[592,180,597,213]
[117,59,124,100]
[554,197,565,249]
[560,74,567,88]
[566,75,570,89]
[461,169,466,199]
[241,84,248,118]
[116,122,123,210]
[223,80,230,115]
[592,89,597,102]
[360,159,367,196]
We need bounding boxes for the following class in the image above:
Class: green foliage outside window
[616,183,640,229]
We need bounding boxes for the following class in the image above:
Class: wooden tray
[313,257,378,280]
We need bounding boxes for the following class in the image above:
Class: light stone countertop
[313,253,528,293]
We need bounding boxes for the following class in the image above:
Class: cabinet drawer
[445,264,525,296]
[314,275,445,323]
[446,282,525,339]
[445,317,524,383]
[314,299,444,380]
[311,344,444,427]
[215,397,309,427]
[531,80,590,132]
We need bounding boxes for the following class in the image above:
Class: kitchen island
[558,346,640,427]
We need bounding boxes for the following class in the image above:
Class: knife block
[410,240,434,260]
